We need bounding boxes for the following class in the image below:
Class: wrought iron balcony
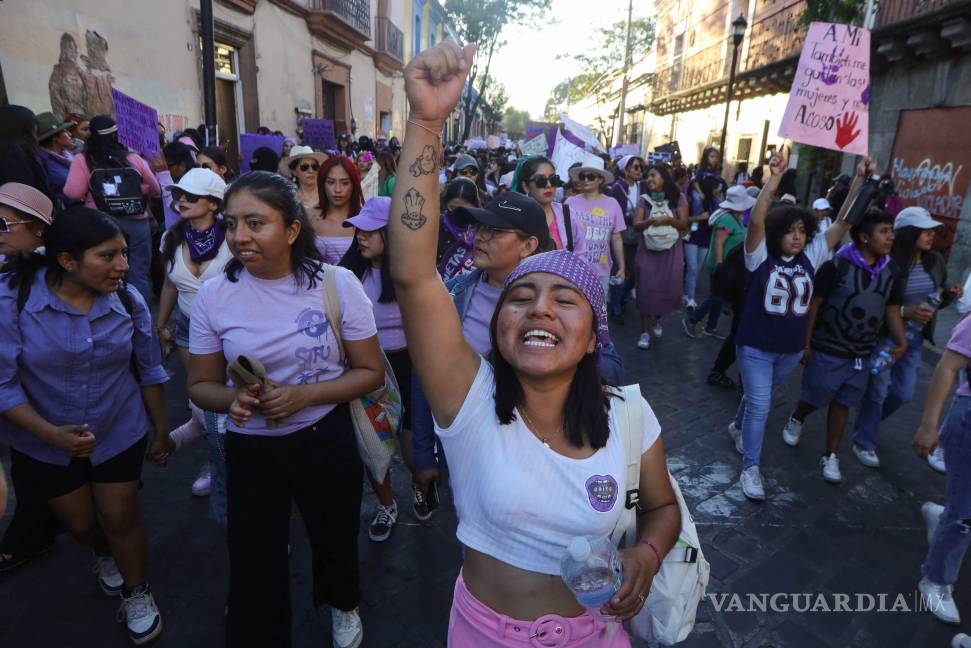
[375,16,404,65]
[307,0,371,45]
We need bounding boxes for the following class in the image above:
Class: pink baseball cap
[0,183,54,225]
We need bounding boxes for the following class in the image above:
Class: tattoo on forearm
[401,188,427,230]
[409,144,439,177]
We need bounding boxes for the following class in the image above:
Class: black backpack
[710,243,747,304]
[88,155,147,217]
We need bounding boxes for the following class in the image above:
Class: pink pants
[447,572,632,647]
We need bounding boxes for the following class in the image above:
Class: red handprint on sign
[835,111,861,149]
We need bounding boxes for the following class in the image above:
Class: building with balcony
[0,0,407,165]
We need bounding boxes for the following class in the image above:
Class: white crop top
[435,359,661,576]
[166,240,234,317]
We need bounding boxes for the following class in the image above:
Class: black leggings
[712,301,742,375]
[224,404,363,647]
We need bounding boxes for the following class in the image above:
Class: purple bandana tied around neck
[183,220,225,264]
[504,250,608,357]
[836,242,890,278]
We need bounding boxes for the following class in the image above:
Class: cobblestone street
[1,297,967,647]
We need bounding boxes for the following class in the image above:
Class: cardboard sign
[239,134,284,172]
[111,89,160,160]
[300,118,336,150]
[520,133,548,157]
[550,129,589,179]
[778,22,870,155]
[611,144,641,158]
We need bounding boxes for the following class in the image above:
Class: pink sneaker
[191,463,211,497]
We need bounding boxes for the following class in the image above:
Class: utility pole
[614,0,634,146]
[200,0,217,146]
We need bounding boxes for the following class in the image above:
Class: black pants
[1,455,61,557]
[224,404,363,648]
[712,301,742,375]
[385,348,413,430]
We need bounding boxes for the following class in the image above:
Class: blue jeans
[683,243,708,302]
[852,329,924,451]
[734,345,803,469]
[922,395,971,585]
[410,372,446,472]
[609,243,637,316]
[689,293,722,330]
[116,217,153,304]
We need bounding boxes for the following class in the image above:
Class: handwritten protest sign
[111,89,160,160]
[239,133,284,172]
[611,144,640,158]
[550,129,589,178]
[779,22,870,155]
[521,133,548,157]
[300,118,336,150]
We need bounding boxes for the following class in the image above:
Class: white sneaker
[928,446,947,474]
[820,453,842,483]
[94,555,123,596]
[782,417,803,447]
[652,321,663,338]
[332,608,364,648]
[918,578,962,625]
[685,298,698,312]
[368,503,398,542]
[922,501,945,546]
[740,466,765,501]
[852,444,881,468]
[637,332,650,350]
[727,422,743,455]
[191,462,211,497]
[117,584,163,645]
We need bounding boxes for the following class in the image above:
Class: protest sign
[239,133,284,172]
[648,151,673,164]
[521,133,548,157]
[778,22,870,155]
[611,144,640,158]
[111,89,160,160]
[300,118,337,150]
[550,129,589,178]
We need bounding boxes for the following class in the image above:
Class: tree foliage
[800,0,869,25]
[502,106,530,140]
[445,0,552,142]
[481,80,509,131]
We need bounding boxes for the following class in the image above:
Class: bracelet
[407,119,443,138]
[638,539,663,575]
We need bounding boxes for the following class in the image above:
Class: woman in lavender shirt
[0,208,170,645]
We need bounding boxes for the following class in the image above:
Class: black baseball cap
[452,192,551,246]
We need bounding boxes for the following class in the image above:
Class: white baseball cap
[893,206,942,231]
[165,167,226,201]
[812,198,832,211]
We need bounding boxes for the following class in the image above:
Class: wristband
[407,119,443,138]
[638,539,663,575]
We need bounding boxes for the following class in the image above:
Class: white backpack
[609,384,710,645]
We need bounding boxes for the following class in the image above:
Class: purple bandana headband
[504,250,608,356]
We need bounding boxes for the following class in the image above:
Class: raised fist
[404,40,476,126]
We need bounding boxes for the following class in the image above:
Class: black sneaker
[706,371,736,390]
[681,318,699,339]
[703,327,727,340]
[368,503,398,542]
[412,482,432,521]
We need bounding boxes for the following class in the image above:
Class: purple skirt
[635,238,684,317]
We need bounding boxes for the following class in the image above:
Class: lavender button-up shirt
[0,268,168,466]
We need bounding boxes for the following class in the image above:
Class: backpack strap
[321,265,347,366]
[562,203,574,253]
[610,383,645,547]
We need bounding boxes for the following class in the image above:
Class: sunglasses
[577,173,603,182]
[297,162,319,172]
[0,217,31,233]
[530,174,562,189]
[172,188,204,203]
[196,162,212,170]
[458,167,479,177]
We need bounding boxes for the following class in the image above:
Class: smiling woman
[387,40,681,647]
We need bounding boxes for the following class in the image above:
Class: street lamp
[718,14,747,167]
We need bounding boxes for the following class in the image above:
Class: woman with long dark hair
[851,207,963,468]
[0,207,169,644]
[727,150,855,501]
[606,155,646,323]
[513,155,585,254]
[187,171,384,648]
[196,145,235,181]
[339,196,425,539]
[314,156,364,264]
[436,177,480,281]
[632,163,688,349]
[376,150,397,197]
[0,105,51,200]
[64,115,160,303]
[683,175,723,313]
[388,40,680,647]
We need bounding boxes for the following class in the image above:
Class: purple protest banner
[300,118,337,150]
[239,134,285,172]
[111,88,161,160]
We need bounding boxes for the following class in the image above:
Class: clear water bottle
[561,536,623,624]
[869,348,894,375]
[953,634,971,648]
[906,290,943,335]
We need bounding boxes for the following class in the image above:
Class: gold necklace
[519,406,561,449]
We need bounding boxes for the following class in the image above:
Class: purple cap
[504,250,608,356]
[343,196,390,231]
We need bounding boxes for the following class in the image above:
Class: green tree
[481,80,509,132]
[502,106,530,140]
[445,0,552,142]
